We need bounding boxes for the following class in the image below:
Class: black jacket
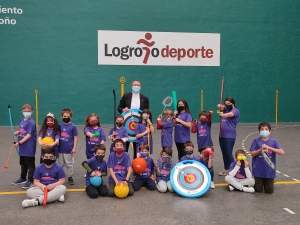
[118,92,149,113]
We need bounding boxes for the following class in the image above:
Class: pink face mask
[47,122,54,128]
[115,148,124,154]
[89,121,98,127]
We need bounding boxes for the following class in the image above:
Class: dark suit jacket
[118,92,149,113]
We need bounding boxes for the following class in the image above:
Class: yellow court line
[1,181,299,195]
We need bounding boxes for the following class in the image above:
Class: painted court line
[276,170,281,173]
[283,174,290,177]
[1,181,300,195]
[283,208,295,214]
[293,178,299,181]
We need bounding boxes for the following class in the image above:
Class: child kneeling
[225,149,255,193]
[131,144,156,191]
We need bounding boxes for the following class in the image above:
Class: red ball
[132,158,147,173]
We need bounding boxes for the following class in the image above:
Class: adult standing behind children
[173,99,192,161]
[12,104,37,189]
[218,97,240,176]
[118,80,149,157]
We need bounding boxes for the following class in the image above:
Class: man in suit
[118,80,149,159]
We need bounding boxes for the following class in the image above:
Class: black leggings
[86,184,108,198]
[175,142,185,161]
[125,142,137,159]
[20,156,35,182]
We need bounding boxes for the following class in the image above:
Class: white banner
[98,30,220,66]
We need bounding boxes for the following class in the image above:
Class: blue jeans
[219,137,235,170]
[208,167,214,181]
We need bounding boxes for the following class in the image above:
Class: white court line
[283,174,290,177]
[293,178,299,181]
[276,170,281,173]
[283,208,295,214]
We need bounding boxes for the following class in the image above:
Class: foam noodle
[172,91,177,110]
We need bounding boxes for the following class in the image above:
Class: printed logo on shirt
[61,132,69,137]
[90,137,99,142]
[19,128,26,134]
[198,128,207,136]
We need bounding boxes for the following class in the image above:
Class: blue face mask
[260,130,270,137]
[132,86,141,93]
[140,152,148,158]
[185,150,193,155]
[23,112,31,118]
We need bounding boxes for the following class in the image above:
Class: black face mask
[226,105,233,111]
[96,155,104,162]
[44,159,55,165]
[177,106,185,112]
[63,118,71,123]
[116,122,123,127]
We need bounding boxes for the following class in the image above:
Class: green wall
[1,0,299,125]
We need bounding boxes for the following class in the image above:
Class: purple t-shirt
[174,112,192,143]
[85,156,108,186]
[180,155,199,162]
[58,123,78,154]
[39,129,60,158]
[33,162,65,185]
[228,161,248,179]
[195,122,213,149]
[156,157,174,182]
[18,118,37,157]
[135,122,153,154]
[220,108,240,138]
[107,151,131,182]
[160,120,173,148]
[250,137,281,178]
[84,126,106,158]
[108,126,128,152]
[199,158,210,167]
[135,157,154,179]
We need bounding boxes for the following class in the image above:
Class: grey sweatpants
[27,185,66,203]
[58,153,74,177]
[225,176,255,191]
[156,180,174,193]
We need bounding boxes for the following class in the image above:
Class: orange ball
[132,158,147,173]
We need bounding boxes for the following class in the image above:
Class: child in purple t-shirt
[135,109,155,155]
[180,141,199,161]
[155,147,174,193]
[157,109,173,148]
[82,144,108,198]
[12,104,37,190]
[38,112,60,164]
[225,149,255,193]
[250,122,284,194]
[108,114,129,153]
[199,146,215,189]
[131,144,156,191]
[22,148,66,208]
[107,139,134,197]
[191,110,213,152]
[173,99,192,160]
[84,113,106,159]
[58,108,78,185]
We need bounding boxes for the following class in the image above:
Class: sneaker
[228,185,235,191]
[22,198,38,208]
[210,181,215,189]
[57,195,65,203]
[68,177,74,185]
[22,181,33,189]
[11,178,27,185]
[84,174,86,178]
[242,187,255,193]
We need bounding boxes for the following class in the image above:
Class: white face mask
[132,86,141,93]
[260,130,270,137]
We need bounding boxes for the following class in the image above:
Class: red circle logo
[184,172,197,184]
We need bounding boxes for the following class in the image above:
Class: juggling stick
[8,105,19,155]
[43,187,48,206]
[219,77,224,138]
[113,89,116,133]
[92,132,99,138]
[262,149,275,170]
[147,123,150,156]
[4,144,14,169]
[161,96,173,114]
[171,91,177,111]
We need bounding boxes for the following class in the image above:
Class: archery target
[170,160,211,198]
[122,108,141,142]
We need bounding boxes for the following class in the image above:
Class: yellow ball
[41,137,54,149]
[114,184,129,199]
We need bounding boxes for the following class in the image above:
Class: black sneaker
[68,177,74,185]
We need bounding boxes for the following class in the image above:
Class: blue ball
[90,176,102,187]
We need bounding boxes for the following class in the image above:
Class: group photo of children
[12,80,284,208]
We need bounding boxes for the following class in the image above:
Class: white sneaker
[22,199,38,208]
[228,185,235,191]
[57,195,65,203]
[242,187,255,193]
[210,181,215,189]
